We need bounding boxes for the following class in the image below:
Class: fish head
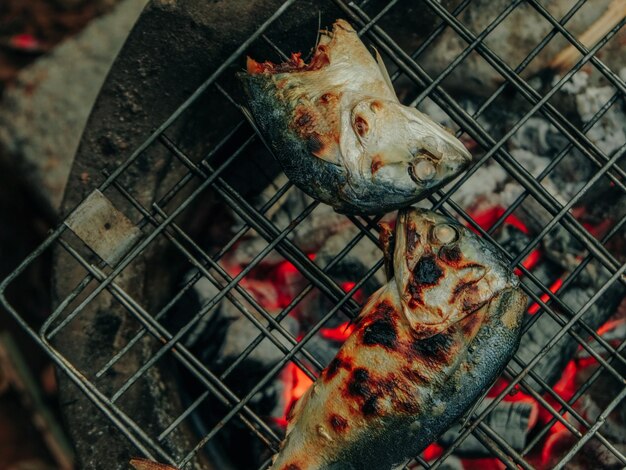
[392,207,519,338]
[241,18,473,214]
[341,99,472,197]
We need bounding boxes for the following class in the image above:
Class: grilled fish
[270,208,527,470]
[239,20,472,214]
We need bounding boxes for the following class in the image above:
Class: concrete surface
[0,0,147,212]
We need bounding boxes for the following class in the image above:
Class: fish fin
[378,221,395,281]
[373,47,397,100]
[130,458,179,470]
[308,132,343,165]
[488,286,528,330]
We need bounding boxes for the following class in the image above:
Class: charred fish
[270,208,527,469]
[239,20,472,214]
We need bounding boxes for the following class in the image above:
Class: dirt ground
[0,1,117,468]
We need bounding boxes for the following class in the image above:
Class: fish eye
[431,224,458,245]
[370,100,383,113]
[411,160,436,182]
[353,115,369,137]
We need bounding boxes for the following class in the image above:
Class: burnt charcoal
[183,274,300,370]
[509,117,571,159]
[294,230,384,329]
[382,0,625,97]
[513,270,624,389]
[204,303,299,372]
[495,225,532,261]
[229,174,353,267]
[301,334,341,369]
[519,192,624,274]
[438,399,534,455]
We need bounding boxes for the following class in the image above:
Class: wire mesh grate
[1,0,625,468]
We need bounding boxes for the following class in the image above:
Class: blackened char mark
[402,366,430,384]
[358,299,396,325]
[295,111,313,127]
[411,330,456,365]
[407,254,444,306]
[413,255,443,285]
[439,244,462,264]
[345,368,385,417]
[360,300,399,348]
[362,318,397,348]
[406,221,420,254]
[345,368,407,418]
[306,132,325,155]
[395,397,420,415]
[362,395,380,416]
[347,368,370,397]
[329,414,349,432]
[323,354,353,382]
[282,465,302,470]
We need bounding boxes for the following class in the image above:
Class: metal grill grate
[1,0,625,468]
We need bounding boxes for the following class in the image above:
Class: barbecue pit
[1,0,625,469]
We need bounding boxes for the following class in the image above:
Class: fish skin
[239,20,472,215]
[270,208,527,470]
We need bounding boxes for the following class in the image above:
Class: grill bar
[0,0,624,468]
[434,264,625,468]
[556,386,626,469]
[342,2,625,284]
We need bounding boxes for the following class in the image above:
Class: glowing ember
[279,363,314,427]
[422,443,443,461]
[320,322,355,342]
[514,249,543,276]
[469,206,544,278]
[8,33,43,52]
[528,278,564,315]
[470,206,529,234]
[275,274,364,427]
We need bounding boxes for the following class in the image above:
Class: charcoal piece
[495,225,532,262]
[438,399,534,455]
[433,455,464,470]
[301,334,341,369]
[519,190,625,274]
[229,174,354,268]
[184,274,300,370]
[209,305,300,371]
[513,274,624,389]
[509,117,571,159]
